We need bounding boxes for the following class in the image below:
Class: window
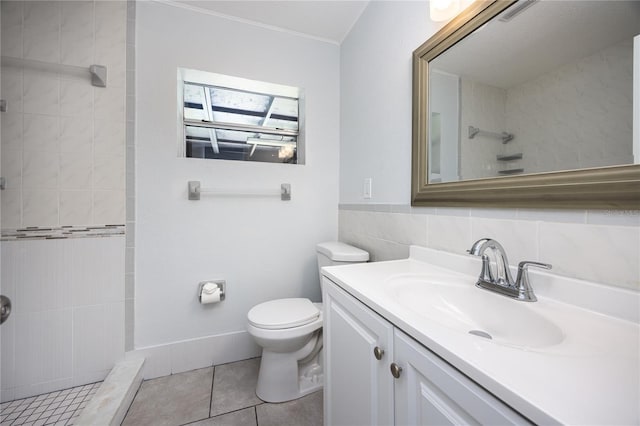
[179,69,303,164]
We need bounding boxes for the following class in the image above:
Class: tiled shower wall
[0,1,132,401]
[1,0,127,228]
[0,236,125,402]
[338,205,640,291]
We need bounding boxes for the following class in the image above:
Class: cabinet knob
[373,346,384,360]
[390,363,402,379]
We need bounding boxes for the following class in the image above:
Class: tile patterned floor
[122,357,323,426]
[0,382,101,426]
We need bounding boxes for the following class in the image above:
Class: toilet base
[256,350,323,403]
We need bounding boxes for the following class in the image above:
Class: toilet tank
[316,242,369,285]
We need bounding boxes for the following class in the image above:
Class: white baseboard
[126,330,261,380]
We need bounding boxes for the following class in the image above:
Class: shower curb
[74,357,145,426]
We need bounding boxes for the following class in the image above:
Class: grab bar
[468,126,514,144]
[187,181,291,201]
[1,56,107,88]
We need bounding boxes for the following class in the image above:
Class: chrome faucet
[467,238,552,302]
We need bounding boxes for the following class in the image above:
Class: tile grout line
[208,365,215,418]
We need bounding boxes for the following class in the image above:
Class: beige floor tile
[210,358,262,417]
[189,407,257,426]
[255,391,323,426]
[122,367,213,426]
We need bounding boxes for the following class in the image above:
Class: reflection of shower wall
[506,39,634,174]
[459,79,507,180]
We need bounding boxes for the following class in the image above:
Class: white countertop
[321,246,640,425]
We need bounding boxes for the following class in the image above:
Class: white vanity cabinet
[323,277,395,426]
[324,278,529,426]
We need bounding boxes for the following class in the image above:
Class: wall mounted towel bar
[468,126,514,143]
[188,181,291,201]
[1,56,107,88]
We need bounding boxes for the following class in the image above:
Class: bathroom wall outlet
[363,178,372,199]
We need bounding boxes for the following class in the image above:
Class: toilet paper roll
[200,283,221,304]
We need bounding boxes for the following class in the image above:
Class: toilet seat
[248,298,320,330]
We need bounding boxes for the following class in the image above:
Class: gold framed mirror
[412,0,640,209]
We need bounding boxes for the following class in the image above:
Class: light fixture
[430,0,460,22]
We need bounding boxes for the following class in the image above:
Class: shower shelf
[498,168,525,175]
[496,153,523,161]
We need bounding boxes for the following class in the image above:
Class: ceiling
[172,0,370,43]
[432,0,640,88]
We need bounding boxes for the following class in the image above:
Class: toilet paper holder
[198,280,226,302]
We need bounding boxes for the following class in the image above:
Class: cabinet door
[393,329,529,426]
[324,278,395,426]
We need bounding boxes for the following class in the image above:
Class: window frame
[177,68,305,164]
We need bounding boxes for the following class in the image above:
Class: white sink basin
[385,273,565,349]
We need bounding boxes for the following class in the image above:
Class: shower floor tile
[0,382,101,426]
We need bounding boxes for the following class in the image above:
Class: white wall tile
[470,217,539,266]
[1,148,23,190]
[22,151,59,189]
[125,298,135,351]
[60,1,94,67]
[517,209,586,224]
[93,190,125,225]
[586,210,640,227]
[60,151,93,190]
[0,313,16,392]
[16,240,72,313]
[14,309,73,388]
[95,1,127,88]
[94,86,126,121]
[1,68,24,114]
[22,190,58,227]
[23,1,60,63]
[1,1,23,59]
[73,302,125,377]
[94,119,125,158]
[60,191,92,226]
[1,190,22,229]
[539,222,640,289]
[60,116,93,154]
[60,79,93,117]
[71,237,125,306]
[23,72,59,116]
[1,113,24,152]
[23,114,59,152]
[93,154,125,190]
[427,215,472,254]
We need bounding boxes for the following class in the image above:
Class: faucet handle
[514,261,552,302]
[517,261,552,272]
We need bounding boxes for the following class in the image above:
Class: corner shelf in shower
[498,168,525,175]
[496,153,523,161]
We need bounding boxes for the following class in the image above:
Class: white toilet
[246,241,369,403]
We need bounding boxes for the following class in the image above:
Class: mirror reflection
[428,0,640,183]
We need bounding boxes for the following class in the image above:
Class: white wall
[339,1,640,290]
[340,1,444,204]
[135,2,340,348]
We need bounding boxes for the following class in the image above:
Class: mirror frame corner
[411,0,640,210]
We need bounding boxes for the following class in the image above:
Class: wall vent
[499,0,539,22]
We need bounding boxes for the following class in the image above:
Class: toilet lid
[248,298,320,330]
